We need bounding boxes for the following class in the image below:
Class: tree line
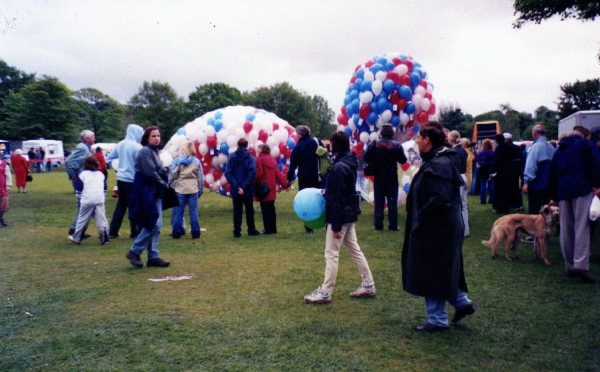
[0,58,598,148]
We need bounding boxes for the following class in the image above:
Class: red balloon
[354,64,361,73]
[420,80,428,89]
[258,130,268,143]
[272,123,279,131]
[350,76,357,84]
[365,60,374,68]
[286,126,295,135]
[401,162,411,171]
[249,147,256,157]
[416,111,428,124]
[403,60,413,72]
[397,99,407,110]
[337,114,349,125]
[424,92,433,100]
[359,103,371,119]
[392,57,402,66]
[341,105,348,117]
[399,74,410,86]
[428,103,436,115]
[278,142,287,152]
[243,121,253,134]
[213,169,222,180]
[207,136,217,149]
[386,72,401,83]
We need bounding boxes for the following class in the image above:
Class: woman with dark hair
[125,126,170,268]
[254,144,289,234]
[402,122,476,332]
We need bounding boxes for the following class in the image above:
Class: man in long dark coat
[402,122,476,332]
[492,133,522,213]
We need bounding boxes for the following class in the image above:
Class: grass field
[1,170,599,371]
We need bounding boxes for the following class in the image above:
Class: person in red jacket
[10,149,29,193]
[254,144,289,234]
[94,147,108,189]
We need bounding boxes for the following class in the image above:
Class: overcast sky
[1,0,599,119]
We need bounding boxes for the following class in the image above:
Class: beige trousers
[321,223,374,293]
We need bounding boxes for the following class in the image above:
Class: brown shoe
[125,251,143,268]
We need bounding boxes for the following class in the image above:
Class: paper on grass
[148,275,193,282]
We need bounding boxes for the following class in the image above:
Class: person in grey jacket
[65,130,95,236]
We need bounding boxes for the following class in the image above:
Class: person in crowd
[169,140,203,239]
[10,149,29,193]
[477,139,495,205]
[107,124,144,239]
[550,126,600,283]
[492,133,523,213]
[254,144,289,234]
[402,122,476,332]
[0,155,12,227]
[461,138,475,193]
[65,130,95,236]
[304,130,376,304]
[225,138,260,238]
[125,126,170,268]
[288,125,321,233]
[27,148,36,173]
[448,130,469,237]
[522,124,555,214]
[68,156,109,245]
[35,148,44,173]
[362,124,407,231]
[94,146,108,190]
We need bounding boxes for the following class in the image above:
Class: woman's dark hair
[83,155,100,171]
[141,126,160,146]
[329,131,350,154]
[419,122,445,148]
[259,144,270,154]
[380,124,395,139]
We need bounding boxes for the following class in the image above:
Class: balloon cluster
[337,52,436,154]
[163,106,297,196]
[292,188,326,229]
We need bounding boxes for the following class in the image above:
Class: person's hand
[238,187,244,195]
[333,231,342,239]
[522,183,528,194]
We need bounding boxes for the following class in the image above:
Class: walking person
[169,140,204,239]
[402,122,476,332]
[107,124,144,238]
[254,144,289,234]
[304,131,376,304]
[68,156,110,245]
[0,155,12,227]
[125,126,171,268]
[65,130,95,236]
[287,125,321,233]
[448,130,470,237]
[225,138,260,238]
[10,149,29,193]
[362,124,407,231]
[522,124,555,214]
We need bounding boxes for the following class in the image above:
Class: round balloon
[293,188,325,222]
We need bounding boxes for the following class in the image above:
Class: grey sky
[1,0,599,119]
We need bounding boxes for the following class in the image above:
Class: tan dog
[482,205,559,265]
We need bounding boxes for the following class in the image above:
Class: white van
[22,139,65,166]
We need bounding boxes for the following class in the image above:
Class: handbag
[254,181,270,198]
[590,195,600,221]
[162,186,179,211]
[26,174,33,182]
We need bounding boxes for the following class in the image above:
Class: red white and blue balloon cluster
[337,53,436,146]
[163,106,297,196]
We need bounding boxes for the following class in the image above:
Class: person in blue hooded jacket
[225,138,260,238]
[107,124,144,238]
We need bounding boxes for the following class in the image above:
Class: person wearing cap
[522,124,555,214]
[492,133,523,214]
[288,125,322,233]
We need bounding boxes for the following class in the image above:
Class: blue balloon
[367,112,378,125]
[410,72,421,87]
[376,57,387,65]
[219,142,229,154]
[344,126,353,137]
[383,79,395,93]
[287,138,296,150]
[413,125,420,134]
[360,80,372,92]
[352,113,360,125]
[370,63,384,74]
[399,85,413,100]
[354,78,364,90]
[403,183,411,193]
[293,188,325,222]
[376,97,388,113]
[400,54,408,60]
[350,89,359,101]
[219,187,228,196]
[356,68,365,79]
[385,62,395,71]
[177,128,186,135]
[344,96,351,105]
[214,119,223,132]
[246,113,256,122]
[405,102,417,114]
[391,116,400,127]
[207,117,215,126]
[215,112,223,120]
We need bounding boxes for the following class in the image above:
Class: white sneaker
[68,235,81,245]
[304,287,331,304]
[350,284,377,298]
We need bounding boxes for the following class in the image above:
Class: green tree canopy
[0,59,35,122]
[439,104,474,140]
[531,106,559,139]
[186,83,243,120]
[513,0,600,28]
[557,78,600,119]
[128,81,186,141]
[73,88,126,143]
[1,76,77,142]
[311,95,335,139]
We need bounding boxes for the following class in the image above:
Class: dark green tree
[73,88,126,142]
[128,81,186,140]
[0,59,35,122]
[186,83,243,120]
[311,95,335,139]
[243,82,318,133]
[513,0,600,27]
[1,76,77,142]
[529,106,559,139]
[439,104,474,139]
[557,78,600,119]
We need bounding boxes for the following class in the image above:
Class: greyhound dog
[482,205,559,265]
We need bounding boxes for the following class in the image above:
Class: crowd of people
[1,120,599,333]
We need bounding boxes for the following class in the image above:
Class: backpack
[314,138,332,180]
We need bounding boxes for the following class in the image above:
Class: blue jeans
[480,178,494,204]
[171,192,200,238]
[425,290,471,326]
[130,199,162,259]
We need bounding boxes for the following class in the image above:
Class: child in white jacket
[69,156,109,245]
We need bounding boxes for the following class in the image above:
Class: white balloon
[111,159,119,170]
[400,113,410,125]
[420,98,431,112]
[363,69,375,82]
[415,86,426,96]
[234,128,245,139]
[211,157,220,169]
[401,175,411,185]
[248,129,259,144]
[199,143,209,156]
[229,146,238,154]
[398,190,407,206]
[271,146,280,158]
[205,126,215,137]
[381,110,392,123]
[197,132,207,144]
[348,122,357,132]
[395,64,408,76]
[372,80,383,96]
[360,91,373,104]
[276,129,289,142]
[267,136,279,148]
[412,94,423,108]
[375,70,387,81]
[369,132,379,142]
[216,130,228,143]
[159,151,173,168]
[226,135,237,148]
[359,132,369,143]
[218,153,228,166]
[204,173,214,186]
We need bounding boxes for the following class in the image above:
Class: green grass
[1,171,599,371]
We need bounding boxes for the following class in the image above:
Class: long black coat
[402,147,468,300]
[493,141,523,212]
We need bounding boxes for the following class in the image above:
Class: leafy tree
[243,82,318,133]
[1,76,77,142]
[128,81,186,140]
[0,59,35,122]
[513,0,600,28]
[557,78,600,119]
[531,106,559,139]
[473,105,534,140]
[311,95,336,139]
[186,83,243,120]
[438,104,474,139]
[73,88,126,142]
